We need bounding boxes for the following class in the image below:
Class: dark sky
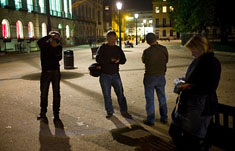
[123,0,152,11]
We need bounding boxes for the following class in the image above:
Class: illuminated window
[16,20,24,39]
[15,0,22,10]
[2,19,10,38]
[27,0,33,12]
[163,0,167,1]
[155,7,160,13]
[163,6,167,13]
[56,0,62,16]
[64,0,68,17]
[170,6,174,12]
[66,25,70,38]
[39,0,45,13]
[69,0,72,18]
[42,23,47,37]
[49,0,61,16]
[58,24,62,37]
[28,22,34,38]
[1,0,8,6]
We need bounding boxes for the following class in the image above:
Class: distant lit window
[2,19,10,38]
[28,22,34,38]
[155,7,160,13]
[15,0,22,10]
[105,6,109,10]
[170,6,174,12]
[27,0,33,12]
[39,0,45,13]
[163,0,167,1]
[42,23,47,37]
[163,6,167,13]
[16,20,24,39]
[66,25,70,38]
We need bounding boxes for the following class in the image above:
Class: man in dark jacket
[37,31,62,121]
[142,33,169,126]
[96,30,132,119]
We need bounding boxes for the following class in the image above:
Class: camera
[173,78,185,94]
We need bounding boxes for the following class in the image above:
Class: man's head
[106,30,117,46]
[146,33,157,45]
[49,31,61,41]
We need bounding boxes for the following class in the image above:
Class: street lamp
[134,13,139,45]
[143,19,146,42]
[116,2,122,48]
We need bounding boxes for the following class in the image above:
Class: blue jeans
[144,75,168,123]
[99,73,127,114]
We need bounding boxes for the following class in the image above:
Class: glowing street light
[134,13,139,45]
[116,2,122,48]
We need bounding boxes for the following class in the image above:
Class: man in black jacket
[37,31,62,121]
[96,30,132,119]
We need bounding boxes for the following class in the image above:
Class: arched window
[28,22,34,38]
[58,24,63,37]
[66,25,70,38]
[39,0,45,13]
[2,19,10,38]
[42,23,47,37]
[16,20,24,39]
[15,0,22,10]
[27,0,33,12]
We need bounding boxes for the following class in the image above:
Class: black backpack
[88,63,102,77]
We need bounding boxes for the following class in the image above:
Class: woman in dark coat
[169,35,221,151]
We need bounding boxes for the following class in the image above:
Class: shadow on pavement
[21,72,84,80]
[111,124,176,151]
[39,119,71,151]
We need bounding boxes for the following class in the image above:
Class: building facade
[123,10,153,42]
[152,0,180,40]
[0,0,104,52]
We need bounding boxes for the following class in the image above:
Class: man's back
[142,44,168,76]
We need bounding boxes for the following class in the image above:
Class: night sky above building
[123,0,153,10]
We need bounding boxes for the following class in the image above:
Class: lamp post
[134,13,139,45]
[116,2,122,48]
[46,0,51,33]
[143,19,146,42]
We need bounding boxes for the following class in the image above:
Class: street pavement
[0,41,234,151]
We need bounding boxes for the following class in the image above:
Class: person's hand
[114,59,120,63]
[111,58,120,63]
[179,83,192,91]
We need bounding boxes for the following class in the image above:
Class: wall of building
[0,0,104,52]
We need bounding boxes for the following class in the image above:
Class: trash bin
[64,50,74,69]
